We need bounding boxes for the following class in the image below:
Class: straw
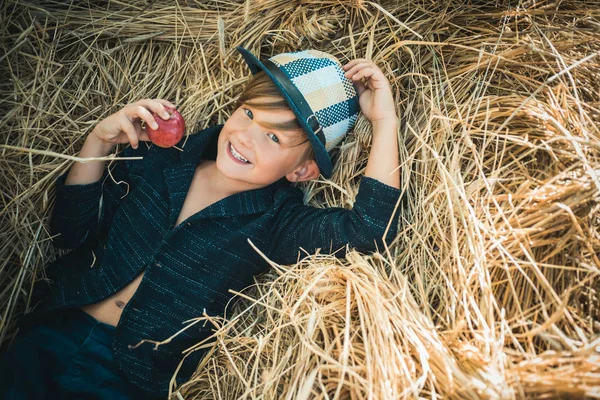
[1,0,599,399]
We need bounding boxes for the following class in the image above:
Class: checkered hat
[236,46,360,178]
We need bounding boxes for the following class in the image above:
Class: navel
[115,300,126,309]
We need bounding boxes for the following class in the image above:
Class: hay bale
[1,0,598,398]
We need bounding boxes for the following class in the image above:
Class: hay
[1,0,599,398]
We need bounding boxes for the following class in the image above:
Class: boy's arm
[49,136,148,249]
[344,58,400,189]
[364,117,399,189]
[270,119,403,264]
[63,132,114,185]
[49,99,173,249]
[270,177,403,265]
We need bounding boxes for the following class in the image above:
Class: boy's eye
[244,108,280,144]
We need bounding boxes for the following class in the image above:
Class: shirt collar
[164,124,289,227]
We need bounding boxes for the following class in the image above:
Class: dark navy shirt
[26,124,402,397]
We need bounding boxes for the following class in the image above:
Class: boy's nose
[237,128,255,149]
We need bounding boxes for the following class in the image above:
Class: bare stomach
[80,271,145,327]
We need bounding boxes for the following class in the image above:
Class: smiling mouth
[229,142,250,163]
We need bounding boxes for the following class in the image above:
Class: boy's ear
[286,159,320,182]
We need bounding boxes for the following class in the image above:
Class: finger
[133,119,152,142]
[342,58,371,70]
[352,66,376,80]
[344,61,376,80]
[344,62,374,80]
[138,100,172,120]
[150,101,173,120]
[117,118,140,149]
[353,78,367,97]
[343,60,372,74]
[351,66,388,89]
[132,98,177,113]
[154,98,177,110]
[127,105,160,130]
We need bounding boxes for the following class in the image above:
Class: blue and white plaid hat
[236,46,360,178]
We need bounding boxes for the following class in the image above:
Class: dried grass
[1,0,599,399]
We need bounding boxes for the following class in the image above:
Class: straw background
[1,0,599,398]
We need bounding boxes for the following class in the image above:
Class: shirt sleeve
[269,176,404,265]
[48,143,151,249]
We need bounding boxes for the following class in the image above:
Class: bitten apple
[146,108,185,148]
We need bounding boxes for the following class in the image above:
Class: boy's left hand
[343,59,397,124]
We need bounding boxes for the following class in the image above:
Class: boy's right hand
[90,98,177,149]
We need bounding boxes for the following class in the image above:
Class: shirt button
[155,262,162,267]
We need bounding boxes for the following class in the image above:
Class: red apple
[146,108,185,148]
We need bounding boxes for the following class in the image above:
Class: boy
[0,47,401,399]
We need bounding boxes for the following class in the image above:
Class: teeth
[230,143,249,163]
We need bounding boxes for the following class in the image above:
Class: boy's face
[216,97,319,188]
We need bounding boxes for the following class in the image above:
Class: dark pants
[0,308,150,399]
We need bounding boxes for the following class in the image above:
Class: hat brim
[236,46,333,178]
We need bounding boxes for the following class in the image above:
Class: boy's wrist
[371,117,398,140]
[371,116,398,128]
[85,131,115,156]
